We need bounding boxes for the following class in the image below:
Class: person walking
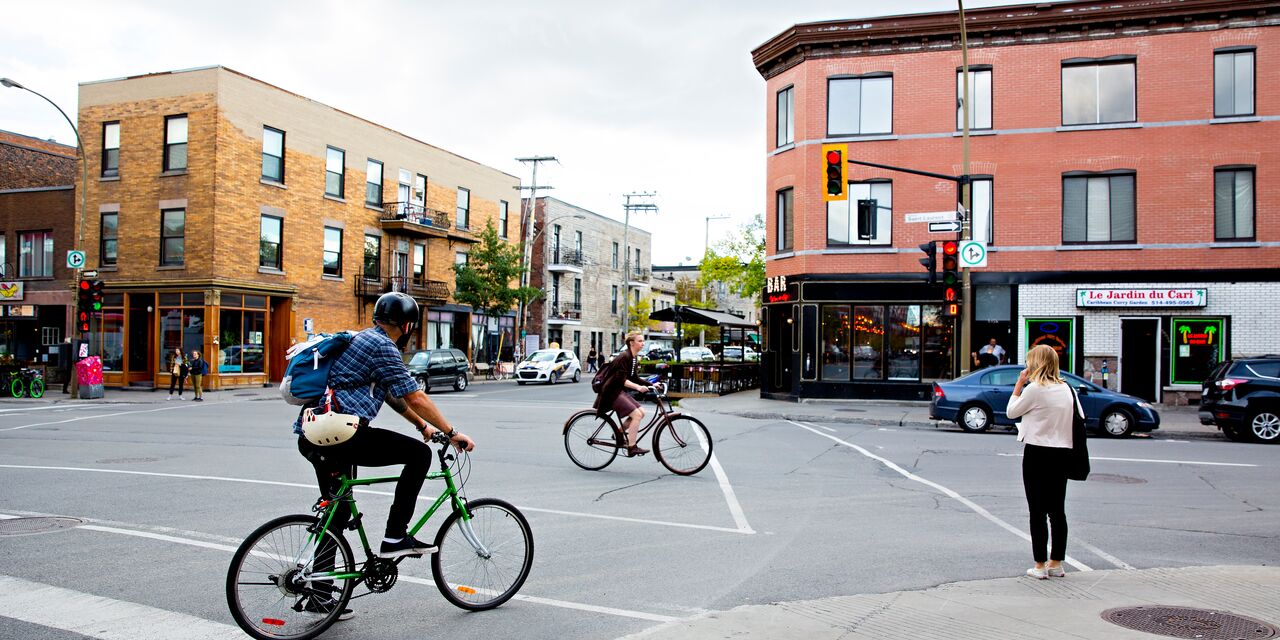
[1007,344,1082,579]
[592,332,657,457]
[586,347,598,373]
[167,348,188,400]
[188,350,208,401]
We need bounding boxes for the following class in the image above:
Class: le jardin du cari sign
[1076,288,1207,308]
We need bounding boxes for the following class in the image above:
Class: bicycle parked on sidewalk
[225,431,534,640]
[5,367,45,399]
[562,379,713,475]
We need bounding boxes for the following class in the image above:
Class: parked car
[679,346,715,362]
[930,365,1160,437]
[645,347,676,361]
[1199,356,1280,443]
[722,346,760,362]
[402,348,470,392]
[516,348,581,385]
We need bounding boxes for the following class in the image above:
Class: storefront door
[765,305,792,392]
[1120,318,1160,402]
[126,304,153,385]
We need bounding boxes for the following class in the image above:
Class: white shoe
[167,395,172,400]
[1026,567,1048,580]
[1047,566,1065,578]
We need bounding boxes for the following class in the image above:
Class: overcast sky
[2,0,1024,266]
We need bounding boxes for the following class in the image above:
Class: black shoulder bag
[1067,386,1091,481]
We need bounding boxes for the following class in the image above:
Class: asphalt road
[1,381,1276,639]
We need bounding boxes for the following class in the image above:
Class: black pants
[1022,444,1070,563]
[169,374,186,395]
[298,426,432,539]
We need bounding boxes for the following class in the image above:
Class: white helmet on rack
[301,405,362,446]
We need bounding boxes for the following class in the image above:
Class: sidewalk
[622,565,1280,640]
[677,391,1219,437]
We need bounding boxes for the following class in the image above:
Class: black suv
[1199,356,1280,443]
[402,348,470,392]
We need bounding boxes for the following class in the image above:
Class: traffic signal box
[89,280,105,311]
[822,144,848,202]
[918,241,937,284]
[941,241,960,316]
[76,279,93,332]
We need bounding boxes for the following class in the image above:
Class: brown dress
[593,350,642,415]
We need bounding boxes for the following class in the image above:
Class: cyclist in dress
[294,292,475,561]
[593,332,656,457]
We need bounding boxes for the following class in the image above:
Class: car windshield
[527,351,558,362]
[407,352,430,366]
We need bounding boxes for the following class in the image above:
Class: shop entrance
[765,305,792,393]
[1120,318,1160,403]
[126,301,154,386]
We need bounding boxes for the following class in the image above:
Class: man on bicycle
[295,292,475,561]
[593,332,656,457]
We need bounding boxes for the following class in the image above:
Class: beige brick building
[78,66,519,389]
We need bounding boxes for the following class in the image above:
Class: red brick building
[754,0,1279,403]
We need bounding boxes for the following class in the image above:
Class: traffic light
[77,279,92,315]
[89,280,105,311]
[821,144,848,202]
[941,240,960,316]
[78,310,90,333]
[918,241,937,284]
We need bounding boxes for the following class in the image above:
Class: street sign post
[929,221,961,233]
[959,241,988,268]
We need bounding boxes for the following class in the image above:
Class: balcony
[546,248,585,274]
[547,302,583,325]
[627,267,651,288]
[355,271,449,304]
[379,203,451,238]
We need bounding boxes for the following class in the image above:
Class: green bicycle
[225,432,534,640]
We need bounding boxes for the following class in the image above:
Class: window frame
[101,122,120,178]
[160,208,186,266]
[966,177,994,244]
[413,243,426,284]
[498,200,509,238]
[322,226,343,277]
[611,242,619,269]
[1061,171,1136,245]
[259,214,283,270]
[776,188,794,251]
[827,180,892,246]
[776,85,794,147]
[100,212,118,266]
[18,230,54,278]
[365,159,383,206]
[826,73,894,137]
[261,126,285,183]
[956,66,993,131]
[325,146,345,198]
[1060,58,1137,126]
[1213,47,1256,118]
[163,114,188,172]
[456,187,470,229]
[1213,166,1255,241]
[363,234,381,280]
[611,285,619,314]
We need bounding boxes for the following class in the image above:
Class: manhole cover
[1102,606,1278,639]
[0,517,84,537]
[1088,473,1147,484]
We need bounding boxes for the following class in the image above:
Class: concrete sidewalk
[622,565,1280,640]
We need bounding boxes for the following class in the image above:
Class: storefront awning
[648,305,754,328]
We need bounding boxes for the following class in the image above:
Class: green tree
[674,277,718,344]
[698,213,765,302]
[453,221,542,352]
[627,295,654,332]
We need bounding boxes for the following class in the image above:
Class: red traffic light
[942,241,958,256]
[825,150,842,165]
[79,279,91,290]
[944,287,957,302]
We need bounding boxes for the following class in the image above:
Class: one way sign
[928,221,961,233]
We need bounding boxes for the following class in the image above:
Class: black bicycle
[6,367,44,398]
[562,382,712,475]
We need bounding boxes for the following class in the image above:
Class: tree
[627,295,653,332]
[453,220,542,355]
[673,276,718,345]
[699,213,765,302]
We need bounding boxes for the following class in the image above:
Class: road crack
[595,476,665,501]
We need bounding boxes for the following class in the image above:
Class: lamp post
[2,78,87,255]
[704,215,730,258]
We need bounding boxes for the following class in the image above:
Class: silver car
[515,349,582,385]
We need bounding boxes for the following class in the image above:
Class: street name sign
[959,241,987,268]
[905,211,958,224]
[929,221,961,233]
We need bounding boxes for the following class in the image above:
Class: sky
[1,0,1026,266]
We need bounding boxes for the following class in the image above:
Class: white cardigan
[1006,381,1079,449]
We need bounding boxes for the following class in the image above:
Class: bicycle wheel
[653,416,713,476]
[28,378,44,399]
[431,498,534,611]
[9,377,24,399]
[563,411,620,471]
[226,514,355,640]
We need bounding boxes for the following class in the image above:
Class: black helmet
[373,292,419,328]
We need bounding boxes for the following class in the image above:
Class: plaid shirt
[292,326,419,434]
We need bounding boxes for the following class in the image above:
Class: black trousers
[168,374,186,395]
[1022,444,1071,563]
[297,425,432,539]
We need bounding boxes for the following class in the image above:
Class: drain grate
[0,517,84,537]
[1088,473,1147,484]
[1102,606,1278,639]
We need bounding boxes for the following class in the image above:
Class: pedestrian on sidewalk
[188,350,209,401]
[167,348,189,400]
[1007,344,1080,580]
[586,347,598,373]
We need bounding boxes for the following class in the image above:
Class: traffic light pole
[958,0,974,377]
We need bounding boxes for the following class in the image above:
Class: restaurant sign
[763,275,797,304]
[1076,288,1206,308]
[0,281,24,301]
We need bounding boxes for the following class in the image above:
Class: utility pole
[515,156,556,357]
[958,0,974,377]
[619,192,657,337]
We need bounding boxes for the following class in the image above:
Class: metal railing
[629,267,651,281]
[547,248,585,267]
[549,302,582,320]
[380,202,451,230]
[355,271,449,301]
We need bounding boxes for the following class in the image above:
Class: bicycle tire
[653,416,713,476]
[28,378,44,399]
[226,514,355,640]
[9,377,24,399]
[563,411,620,471]
[431,498,534,611]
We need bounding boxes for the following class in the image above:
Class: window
[160,209,185,265]
[414,174,428,210]
[0,233,5,276]
[828,181,892,245]
[776,188,793,251]
[611,285,619,314]
[776,86,794,146]
[634,248,641,272]
[261,126,284,182]
[1214,168,1254,241]
[957,67,992,130]
[968,178,993,244]
[325,147,345,197]
[499,201,509,238]
[259,215,282,270]
[363,234,381,279]
[18,230,54,277]
[456,187,470,229]
[1062,173,1135,243]
[574,278,582,306]
[827,74,892,136]
[574,230,582,254]
[1214,49,1255,117]
[323,227,342,277]
[612,242,619,269]
[100,213,118,266]
[102,122,119,177]
[163,115,188,171]
[412,244,425,284]
[365,159,383,206]
[455,252,468,287]
[1062,60,1135,125]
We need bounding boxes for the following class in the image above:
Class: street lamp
[704,215,730,258]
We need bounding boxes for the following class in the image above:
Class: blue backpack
[280,332,355,406]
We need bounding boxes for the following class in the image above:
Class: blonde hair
[1024,344,1064,386]
[625,332,645,345]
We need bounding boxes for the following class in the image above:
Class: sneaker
[302,595,354,620]
[166,395,172,400]
[1047,566,1065,578]
[1026,567,1048,580]
[626,445,649,457]
[378,535,437,558]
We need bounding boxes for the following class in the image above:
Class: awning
[648,305,754,328]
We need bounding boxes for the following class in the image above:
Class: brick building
[0,130,77,373]
[754,0,1279,402]
[77,66,519,389]
[524,197,652,359]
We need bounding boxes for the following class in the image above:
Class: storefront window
[242,310,266,373]
[1170,318,1225,385]
[427,311,453,350]
[887,305,921,381]
[97,296,125,371]
[852,306,884,379]
[821,305,851,381]
[158,307,204,370]
[1026,318,1075,374]
[921,305,951,381]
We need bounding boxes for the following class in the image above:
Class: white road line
[704,439,755,533]
[996,453,1256,467]
[0,404,202,431]
[0,574,244,640]
[788,420,1103,572]
[0,511,678,623]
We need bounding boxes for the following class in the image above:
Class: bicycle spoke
[432,500,532,611]
[654,417,712,476]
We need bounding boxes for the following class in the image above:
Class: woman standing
[188,350,209,401]
[167,348,189,400]
[1007,344,1082,579]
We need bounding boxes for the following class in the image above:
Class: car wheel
[572,369,580,383]
[1222,424,1249,442]
[1100,409,1135,438]
[1247,409,1280,443]
[454,374,467,392]
[958,404,992,433]
[416,375,429,393]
